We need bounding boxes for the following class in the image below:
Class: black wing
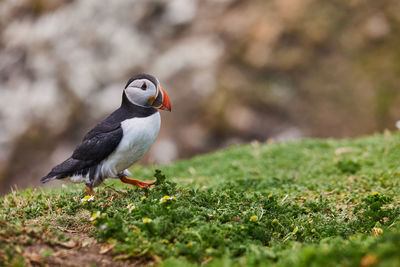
[72,126,122,163]
[41,117,123,183]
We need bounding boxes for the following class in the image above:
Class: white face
[124,78,158,107]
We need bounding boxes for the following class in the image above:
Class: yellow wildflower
[372,227,384,237]
[142,218,152,224]
[90,211,101,221]
[250,216,258,222]
[159,195,176,204]
[187,242,193,247]
[141,196,147,201]
[160,195,170,203]
[293,227,298,234]
[81,195,95,203]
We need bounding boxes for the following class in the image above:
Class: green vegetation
[1,132,400,266]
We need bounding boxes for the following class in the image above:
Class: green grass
[1,132,400,266]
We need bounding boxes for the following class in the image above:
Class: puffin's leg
[119,176,156,189]
[86,185,97,199]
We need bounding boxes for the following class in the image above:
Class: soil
[22,232,150,267]
[18,213,153,266]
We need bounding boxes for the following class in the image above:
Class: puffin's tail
[40,157,79,183]
[40,173,57,183]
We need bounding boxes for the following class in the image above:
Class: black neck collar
[120,92,157,117]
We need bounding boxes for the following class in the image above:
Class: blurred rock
[150,139,178,164]
[164,0,197,25]
[364,13,390,40]
[180,123,210,152]
[274,128,304,142]
[226,105,255,132]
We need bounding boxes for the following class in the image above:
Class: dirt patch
[16,211,152,266]
[22,232,149,267]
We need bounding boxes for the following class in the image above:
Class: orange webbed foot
[120,176,156,189]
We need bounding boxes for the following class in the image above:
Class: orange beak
[157,87,171,112]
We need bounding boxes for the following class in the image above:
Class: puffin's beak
[155,87,171,111]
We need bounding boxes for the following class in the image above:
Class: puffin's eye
[141,82,147,90]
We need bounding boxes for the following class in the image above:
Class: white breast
[100,112,161,178]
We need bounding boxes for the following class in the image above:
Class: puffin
[41,73,171,196]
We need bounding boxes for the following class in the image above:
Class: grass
[1,131,400,266]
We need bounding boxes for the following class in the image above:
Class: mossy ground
[1,132,400,266]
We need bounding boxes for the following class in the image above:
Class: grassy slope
[1,132,400,266]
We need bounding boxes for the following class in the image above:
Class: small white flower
[100,224,107,230]
[127,203,136,213]
[81,195,95,203]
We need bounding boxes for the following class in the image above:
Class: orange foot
[120,176,156,189]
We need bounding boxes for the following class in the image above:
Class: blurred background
[1,0,400,194]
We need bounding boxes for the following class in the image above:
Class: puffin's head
[123,73,171,111]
